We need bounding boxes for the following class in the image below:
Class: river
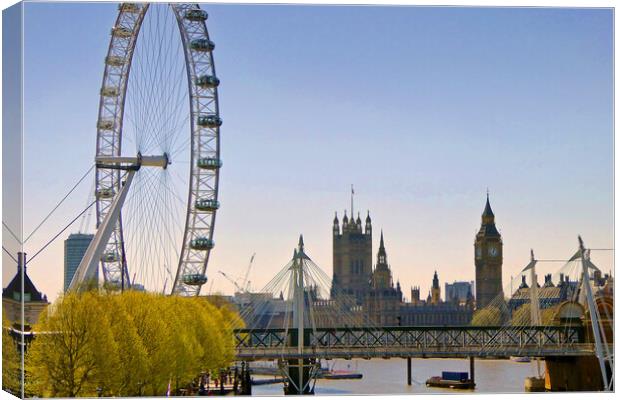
[251,358,540,395]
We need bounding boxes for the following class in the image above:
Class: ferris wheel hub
[95,153,170,170]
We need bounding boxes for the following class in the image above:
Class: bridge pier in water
[406,357,412,385]
[283,327,316,395]
[544,356,610,391]
[284,358,315,395]
[469,356,475,386]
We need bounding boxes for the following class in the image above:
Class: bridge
[229,235,613,393]
[233,325,595,360]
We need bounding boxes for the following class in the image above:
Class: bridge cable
[2,246,18,264]
[24,164,94,244]
[27,200,97,264]
[2,221,22,245]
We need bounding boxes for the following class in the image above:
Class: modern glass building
[64,233,95,292]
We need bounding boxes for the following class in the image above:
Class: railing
[233,325,597,360]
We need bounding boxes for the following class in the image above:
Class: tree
[25,290,239,397]
[26,291,120,397]
[510,303,559,326]
[470,306,503,326]
[2,313,21,394]
[100,293,150,396]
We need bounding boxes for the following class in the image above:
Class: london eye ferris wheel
[72,3,221,296]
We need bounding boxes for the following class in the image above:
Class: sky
[2,2,613,302]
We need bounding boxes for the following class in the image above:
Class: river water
[251,358,540,395]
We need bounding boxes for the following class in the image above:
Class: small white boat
[510,356,531,363]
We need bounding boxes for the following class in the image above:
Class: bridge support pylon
[406,357,412,385]
[469,357,475,385]
[544,356,609,391]
[283,358,317,395]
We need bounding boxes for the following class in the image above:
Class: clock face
[488,246,498,257]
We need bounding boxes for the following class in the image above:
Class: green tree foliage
[470,306,503,326]
[25,291,237,397]
[509,303,559,326]
[26,291,119,397]
[2,313,21,394]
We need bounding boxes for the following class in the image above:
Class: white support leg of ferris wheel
[68,169,136,292]
[578,236,610,391]
[68,154,169,292]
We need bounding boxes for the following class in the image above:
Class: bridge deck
[234,325,599,360]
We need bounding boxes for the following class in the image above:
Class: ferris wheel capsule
[190,237,215,250]
[118,3,141,13]
[182,274,208,286]
[195,199,220,212]
[105,56,125,66]
[96,188,116,199]
[97,119,115,130]
[196,75,220,88]
[197,157,222,169]
[197,115,222,128]
[190,38,215,52]
[101,251,120,263]
[185,9,208,21]
[111,26,133,38]
[100,87,120,97]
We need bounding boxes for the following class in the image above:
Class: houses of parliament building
[330,195,503,326]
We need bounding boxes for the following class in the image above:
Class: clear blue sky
[5,3,613,301]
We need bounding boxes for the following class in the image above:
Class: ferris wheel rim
[94,2,221,296]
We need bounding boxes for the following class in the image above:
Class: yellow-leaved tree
[2,313,21,394]
[510,303,560,326]
[101,293,150,396]
[26,291,120,397]
[25,290,239,397]
[470,306,503,326]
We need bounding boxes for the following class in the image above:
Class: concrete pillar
[407,357,412,385]
[469,357,475,384]
[545,356,604,391]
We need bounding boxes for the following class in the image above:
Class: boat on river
[426,371,475,389]
[324,370,363,380]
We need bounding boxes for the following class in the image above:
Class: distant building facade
[365,232,403,325]
[474,195,503,309]
[332,211,373,304]
[508,272,612,314]
[331,201,474,326]
[64,233,94,291]
[445,281,475,305]
[2,253,49,327]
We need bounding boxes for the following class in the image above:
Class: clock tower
[474,194,503,309]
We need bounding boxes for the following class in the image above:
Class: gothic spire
[432,270,439,289]
[377,230,387,266]
[482,192,495,219]
[479,192,500,236]
[298,234,304,250]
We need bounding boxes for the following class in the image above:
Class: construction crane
[242,253,256,292]
[218,270,244,293]
[218,252,256,294]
